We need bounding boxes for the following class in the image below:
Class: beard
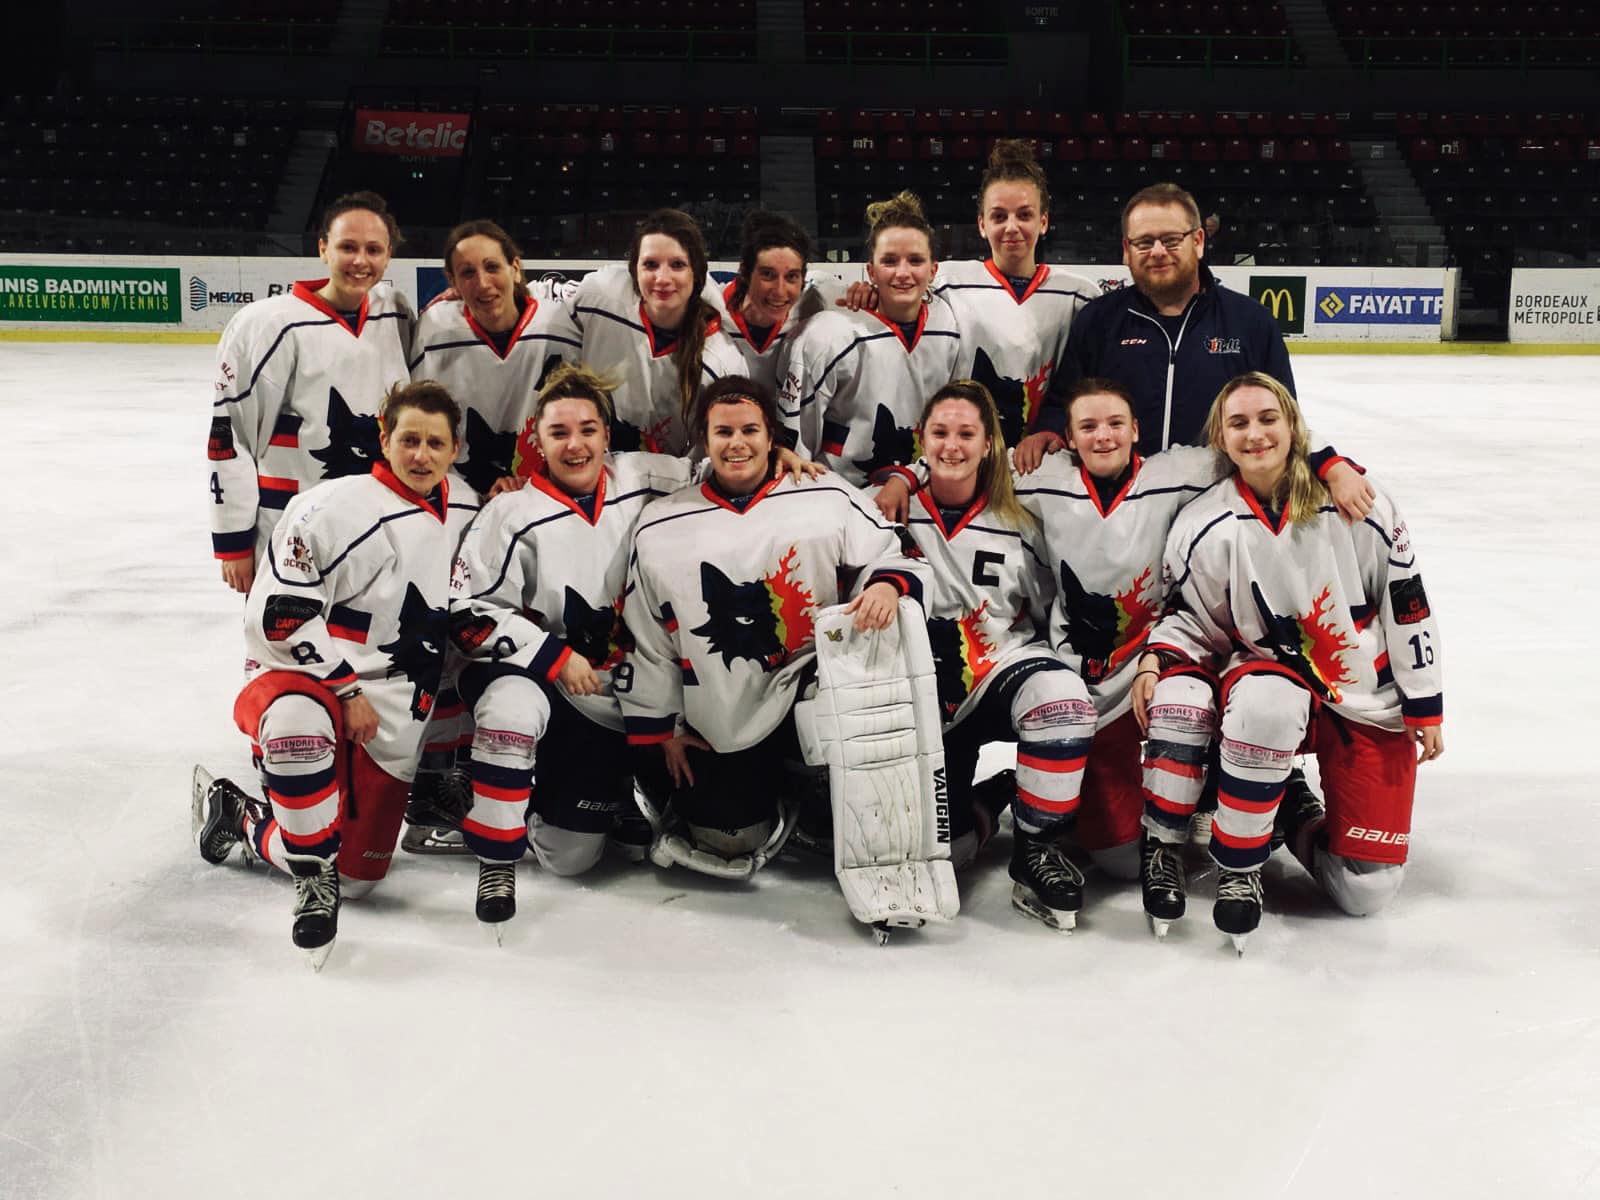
[1131,257,1201,311]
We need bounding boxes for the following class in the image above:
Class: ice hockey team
[193,153,1443,965]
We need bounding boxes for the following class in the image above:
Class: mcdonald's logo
[1249,275,1306,334]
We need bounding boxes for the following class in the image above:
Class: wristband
[1133,669,1161,682]
[335,684,363,701]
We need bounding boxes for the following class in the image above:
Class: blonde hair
[1203,372,1325,525]
[919,380,1033,530]
[865,190,936,259]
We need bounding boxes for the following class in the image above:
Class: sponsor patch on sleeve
[207,416,237,461]
[1388,576,1431,625]
[263,595,324,642]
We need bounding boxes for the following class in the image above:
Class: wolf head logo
[851,404,918,481]
[309,387,382,481]
[458,407,518,495]
[562,586,633,669]
[1250,581,1356,703]
[377,581,447,720]
[691,549,815,673]
[925,600,997,718]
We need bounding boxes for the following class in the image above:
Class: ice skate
[608,809,652,863]
[1213,868,1264,955]
[1140,835,1187,939]
[476,860,516,943]
[192,765,249,866]
[871,916,925,945]
[400,768,471,855]
[286,855,341,970]
[1008,828,1085,932]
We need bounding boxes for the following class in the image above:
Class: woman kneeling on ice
[1132,372,1443,952]
[194,381,478,963]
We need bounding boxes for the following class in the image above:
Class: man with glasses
[1024,183,1294,460]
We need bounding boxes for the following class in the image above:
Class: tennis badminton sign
[0,266,181,323]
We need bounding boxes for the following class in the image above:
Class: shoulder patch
[263,595,324,642]
[1388,576,1431,626]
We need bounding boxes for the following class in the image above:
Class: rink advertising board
[1,254,1455,342]
[0,264,180,323]
[1508,268,1600,344]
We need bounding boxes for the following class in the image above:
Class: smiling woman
[442,363,695,924]
[620,374,926,882]
[207,190,415,596]
[409,218,583,499]
[566,208,745,457]
[193,379,480,965]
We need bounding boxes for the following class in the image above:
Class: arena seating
[813,108,1373,266]
[94,2,338,56]
[801,0,1005,64]
[381,0,757,61]
[0,94,299,252]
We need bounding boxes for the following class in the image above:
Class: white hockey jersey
[1151,475,1443,734]
[933,260,1099,449]
[622,474,927,753]
[408,287,583,496]
[241,464,481,779]
[1015,446,1224,725]
[568,264,745,456]
[448,452,694,731]
[707,275,847,396]
[209,280,415,562]
[901,490,1057,727]
[777,297,961,487]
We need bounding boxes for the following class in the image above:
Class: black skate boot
[609,809,653,863]
[1273,768,1327,869]
[192,767,249,865]
[1140,834,1187,939]
[1008,828,1085,931]
[401,768,471,855]
[286,855,341,968]
[475,860,517,927]
[1213,868,1265,955]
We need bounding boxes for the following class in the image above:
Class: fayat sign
[354,110,471,157]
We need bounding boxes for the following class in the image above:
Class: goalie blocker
[794,598,960,930]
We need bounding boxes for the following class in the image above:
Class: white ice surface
[1,344,1597,1199]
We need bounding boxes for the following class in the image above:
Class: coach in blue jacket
[1027,182,1294,461]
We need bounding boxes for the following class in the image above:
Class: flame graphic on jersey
[956,600,998,693]
[1024,360,1051,429]
[1107,566,1160,670]
[765,546,816,664]
[1297,585,1357,701]
[512,416,543,479]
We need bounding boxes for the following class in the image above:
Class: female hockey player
[933,140,1099,450]
[445,365,694,926]
[566,208,744,457]
[193,380,479,964]
[877,377,1372,895]
[778,191,960,486]
[409,219,583,499]
[1131,372,1443,951]
[900,380,1100,930]
[621,375,924,880]
[208,191,414,595]
[708,210,842,395]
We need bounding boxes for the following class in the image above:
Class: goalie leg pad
[1009,667,1097,835]
[810,598,959,927]
[461,675,548,863]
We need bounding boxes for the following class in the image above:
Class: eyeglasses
[1126,229,1199,254]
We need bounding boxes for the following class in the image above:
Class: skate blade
[304,941,334,972]
[1149,915,1173,940]
[870,916,925,945]
[1011,888,1077,932]
[1228,933,1249,956]
[190,765,215,841]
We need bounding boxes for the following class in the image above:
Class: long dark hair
[441,218,528,313]
[627,209,715,428]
